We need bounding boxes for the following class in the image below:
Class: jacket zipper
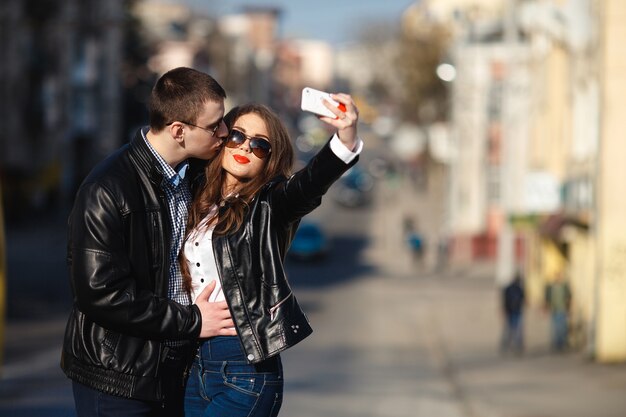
[269,292,292,321]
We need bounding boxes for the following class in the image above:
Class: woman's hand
[319,93,359,151]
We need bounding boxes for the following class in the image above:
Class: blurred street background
[2,0,626,416]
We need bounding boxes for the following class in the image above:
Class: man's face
[184,100,227,160]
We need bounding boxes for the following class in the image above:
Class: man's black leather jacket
[211,139,358,363]
[61,129,203,401]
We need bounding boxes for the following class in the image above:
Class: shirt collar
[172,162,189,187]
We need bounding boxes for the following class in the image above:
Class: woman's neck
[223,171,251,197]
[222,177,239,198]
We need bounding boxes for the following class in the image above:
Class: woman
[181,95,361,416]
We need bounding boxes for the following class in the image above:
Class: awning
[539,212,589,241]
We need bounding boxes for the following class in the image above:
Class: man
[545,271,571,352]
[61,67,237,417]
[501,271,525,355]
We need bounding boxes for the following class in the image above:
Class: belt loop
[220,360,228,380]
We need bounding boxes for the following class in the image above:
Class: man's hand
[193,280,237,338]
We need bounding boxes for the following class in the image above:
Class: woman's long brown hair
[180,103,295,295]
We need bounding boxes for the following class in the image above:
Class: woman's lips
[233,154,250,164]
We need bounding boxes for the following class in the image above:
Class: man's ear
[168,122,185,143]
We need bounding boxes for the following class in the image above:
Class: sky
[158,0,417,45]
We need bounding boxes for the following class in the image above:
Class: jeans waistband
[197,336,280,372]
[197,336,244,361]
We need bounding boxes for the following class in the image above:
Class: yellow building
[421,0,626,362]
[595,0,626,362]
[522,0,626,362]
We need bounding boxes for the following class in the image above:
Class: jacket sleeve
[67,181,201,341]
[270,138,359,224]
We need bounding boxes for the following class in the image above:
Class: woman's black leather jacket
[211,139,358,363]
[61,129,203,401]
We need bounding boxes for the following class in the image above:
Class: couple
[60,67,362,417]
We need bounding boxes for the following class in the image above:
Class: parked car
[333,166,374,208]
[288,221,329,261]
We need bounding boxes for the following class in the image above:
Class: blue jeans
[72,345,193,417]
[73,381,161,417]
[184,336,283,417]
[551,311,569,351]
[501,312,524,353]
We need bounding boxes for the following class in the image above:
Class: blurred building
[448,42,532,267]
[133,2,340,132]
[133,2,226,86]
[133,3,289,108]
[593,0,626,363]
[134,2,198,71]
[425,0,505,22]
[0,0,127,220]
[516,0,596,344]
[335,37,402,105]
[513,0,626,362]
[403,0,531,272]
[288,40,334,90]
[220,7,338,129]
[423,0,626,362]
[222,6,282,106]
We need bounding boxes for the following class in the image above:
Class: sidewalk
[423,266,626,417]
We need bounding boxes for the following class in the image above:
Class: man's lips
[233,154,250,164]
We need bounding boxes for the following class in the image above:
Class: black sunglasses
[225,129,272,159]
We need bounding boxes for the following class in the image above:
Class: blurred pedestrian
[544,271,572,352]
[436,234,449,271]
[500,271,525,355]
[404,216,426,265]
[61,67,237,417]
[181,97,361,417]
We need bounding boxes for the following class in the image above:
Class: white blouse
[183,206,224,303]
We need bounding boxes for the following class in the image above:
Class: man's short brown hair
[149,67,226,132]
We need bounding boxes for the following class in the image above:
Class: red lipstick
[233,154,250,164]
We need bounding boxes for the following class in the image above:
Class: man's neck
[146,130,184,168]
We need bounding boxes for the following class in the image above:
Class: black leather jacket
[61,129,203,401]
[210,139,357,363]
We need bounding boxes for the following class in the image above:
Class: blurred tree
[396,20,451,124]
[351,15,451,125]
[352,20,400,107]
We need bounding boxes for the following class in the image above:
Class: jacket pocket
[268,292,292,321]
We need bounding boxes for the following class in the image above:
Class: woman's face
[221,112,270,187]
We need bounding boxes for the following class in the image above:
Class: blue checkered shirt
[142,128,192,343]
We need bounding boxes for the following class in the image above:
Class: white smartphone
[301,87,346,118]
